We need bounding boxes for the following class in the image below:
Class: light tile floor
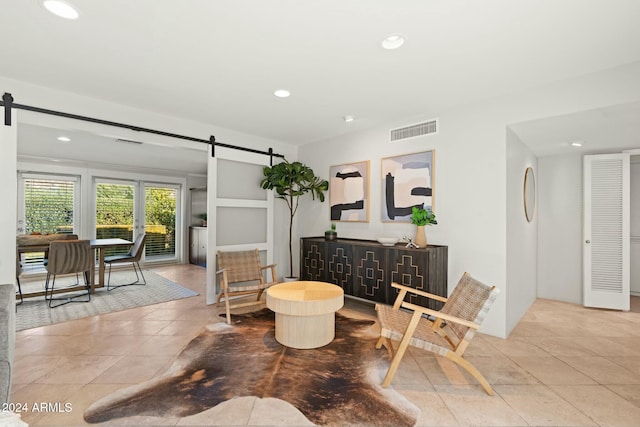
[10,265,640,426]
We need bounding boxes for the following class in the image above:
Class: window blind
[21,176,76,271]
[24,177,75,235]
[96,182,134,257]
[145,186,177,259]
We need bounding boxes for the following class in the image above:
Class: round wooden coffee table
[266,281,344,349]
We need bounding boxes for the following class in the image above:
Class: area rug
[15,270,199,331]
[84,309,419,426]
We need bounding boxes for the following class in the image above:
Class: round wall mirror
[523,167,535,222]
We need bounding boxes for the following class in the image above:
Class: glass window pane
[96,182,134,257]
[21,176,77,272]
[145,186,177,259]
[24,178,75,234]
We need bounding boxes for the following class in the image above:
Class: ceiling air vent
[390,118,438,142]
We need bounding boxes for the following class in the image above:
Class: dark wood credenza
[300,237,448,309]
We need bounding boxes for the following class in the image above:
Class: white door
[583,153,630,310]
[205,146,275,305]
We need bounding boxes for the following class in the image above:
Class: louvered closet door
[583,153,630,310]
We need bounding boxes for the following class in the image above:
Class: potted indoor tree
[261,160,329,279]
[410,206,437,247]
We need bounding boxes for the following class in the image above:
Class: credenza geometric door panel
[302,238,325,282]
[326,241,354,295]
[388,247,447,310]
[353,246,388,303]
[301,237,447,307]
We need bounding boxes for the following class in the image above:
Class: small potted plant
[410,206,437,247]
[197,213,207,227]
[325,223,337,241]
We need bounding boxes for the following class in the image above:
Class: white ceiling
[510,101,640,157]
[3,0,640,160]
[18,124,209,174]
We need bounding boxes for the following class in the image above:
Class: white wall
[299,109,509,338]
[298,61,640,338]
[506,129,538,333]
[0,111,17,285]
[537,153,584,304]
[0,110,17,403]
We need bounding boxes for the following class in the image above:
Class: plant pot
[324,231,337,241]
[414,225,427,248]
[283,276,299,282]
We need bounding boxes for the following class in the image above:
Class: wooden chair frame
[375,274,498,395]
[215,249,277,324]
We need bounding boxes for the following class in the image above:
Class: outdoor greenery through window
[19,176,179,272]
[96,182,177,259]
[96,182,134,257]
[24,177,75,234]
[21,176,77,271]
[145,186,177,259]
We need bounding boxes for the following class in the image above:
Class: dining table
[16,237,133,296]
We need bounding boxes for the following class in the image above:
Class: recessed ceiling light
[57,136,71,142]
[274,89,291,98]
[343,115,354,123]
[381,34,405,50]
[42,0,79,19]
[571,141,584,147]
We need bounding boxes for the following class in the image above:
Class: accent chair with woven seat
[104,233,147,291]
[375,272,499,395]
[216,249,278,324]
[44,239,93,308]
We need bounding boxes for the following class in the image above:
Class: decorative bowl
[377,237,398,246]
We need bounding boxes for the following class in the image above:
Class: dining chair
[45,239,93,308]
[216,249,278,324]
[375,272,499,395]
[104,233,147,291]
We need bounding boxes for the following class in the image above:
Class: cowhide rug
[84,308,419,426]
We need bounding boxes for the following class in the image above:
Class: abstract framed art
[329,160,369,222]
[381,150,435,222]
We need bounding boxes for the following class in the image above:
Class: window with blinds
[145,185,177,259]
[20,175,78,271]
[24,177,76,234]
[96,182,135,258]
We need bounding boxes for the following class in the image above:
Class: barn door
[205,145,274,305]
[583,153,630,310]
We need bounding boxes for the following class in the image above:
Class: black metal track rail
[1,92,284,164]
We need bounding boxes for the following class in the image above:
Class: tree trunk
[288,194,294,278]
